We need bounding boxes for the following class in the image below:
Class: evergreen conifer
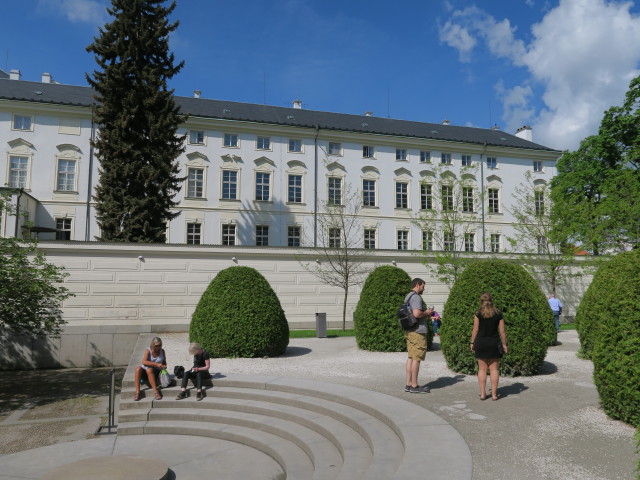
[86,0,185,242]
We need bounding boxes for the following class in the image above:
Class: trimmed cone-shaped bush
[590,251,640,428]
[354,266,434,352]
[190,266,289,358]
[441,259,554,376]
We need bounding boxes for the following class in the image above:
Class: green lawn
[560,323,576,330]
[290,329,355,338]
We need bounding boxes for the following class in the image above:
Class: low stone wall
[0,242,590,369]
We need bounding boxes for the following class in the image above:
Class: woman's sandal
[133,392,141,401]
[479,395,487,401]
[154,391,162,400]
[492,394,500,401]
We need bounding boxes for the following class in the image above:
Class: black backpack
[173,365,185,379]
[398,292,418,330]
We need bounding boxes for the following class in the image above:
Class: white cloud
[441,0,640,151]
[37,0,107,25]
[439,21,477,62]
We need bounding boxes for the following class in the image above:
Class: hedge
[441,259,554,376]
[590,251,640,428]
[189,266,289,357]
[354,266,434,352]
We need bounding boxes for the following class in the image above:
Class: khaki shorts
[404,331,427,361]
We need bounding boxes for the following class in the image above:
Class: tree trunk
[342,288,349,331]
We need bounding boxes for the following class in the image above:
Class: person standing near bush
[470,293,508,401]
[176,342,211,401]
[133,337,167,401]
[404,278,434,394]
[548,294,563,333]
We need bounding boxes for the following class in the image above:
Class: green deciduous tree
[507,171,581,295]
[551,75,640,253]
[86,0,186,242]
[0,192,73,336]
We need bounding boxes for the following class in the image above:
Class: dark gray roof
[0,78,558,152]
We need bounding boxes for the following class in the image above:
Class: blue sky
[1,0,639,151]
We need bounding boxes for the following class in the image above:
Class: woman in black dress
[470,292,508,400]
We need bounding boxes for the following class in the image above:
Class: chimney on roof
[193,90,201,98]
[293,99,302,109]
[41,72,53,83]
[491,124,501,130]
[9,69,21,80]
[364,111,373,116]
[442,119,450,125]
[515,125,533,142]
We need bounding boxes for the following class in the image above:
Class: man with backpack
[403,278,433,393]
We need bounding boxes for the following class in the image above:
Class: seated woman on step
[133,337,167,401]
[176,342,211,401]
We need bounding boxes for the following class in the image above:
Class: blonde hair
[150,337,162,349]
[479,292,498,318]
[188,342,202,355]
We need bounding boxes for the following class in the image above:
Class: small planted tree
[588,251,639,427]
[0,192,73,336]
[190,266,289,358]
[441,259,554,376]
[354,266,433,352]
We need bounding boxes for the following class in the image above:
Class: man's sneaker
[196,390,205,401]
[404,385,411,392]
[408,385,430,394]
[176,390,189,400]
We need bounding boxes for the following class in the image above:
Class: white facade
[0,74,561,252]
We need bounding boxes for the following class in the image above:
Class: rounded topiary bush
[354,266,434,351]
[190,266,289,358]
[441,259,554,376]
[589,251,640,428]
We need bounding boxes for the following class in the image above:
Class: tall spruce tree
[86,0,185,242]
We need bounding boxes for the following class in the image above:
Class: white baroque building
[0,70,560,251]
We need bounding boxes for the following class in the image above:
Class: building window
[533,160,543,172]
[363,145,374,158]
[288,226,301,247]
[537,235,548,254]
[420,184,433,210]
[224,133,239,147]
[256,225,269,246]
[328,142,342,155]
[222,224,236,246]
[488,188,500,213]
[462,187,474,212]
[257,136,271,150]
[289,139,302,152]
[328,177,342,205]
[420,151,431,163]
[13,114,32,131]
[362,179,376,207]
[441,185,454,211]
[364,228,377,249]
[395,181,408,208]
[535,191,545,215]
[186,167,204,198]
[441,153,452,165]
[221,170,238,200]
[487,157,497,169]
[55,218,72,240]
[464,233,475,252]
[9,155,29,188]
[188,130,204,145]
[397,230,409,250]
[462,154,472,167]
[443,231,454,251]
[490,233,501,253]
[187,222,202,245]
[56,159,76,191]
[329,228,341,248]
[255,172,271,201]
[396,148,407,161]
[288,174,302,203]
[422,230,433,251]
